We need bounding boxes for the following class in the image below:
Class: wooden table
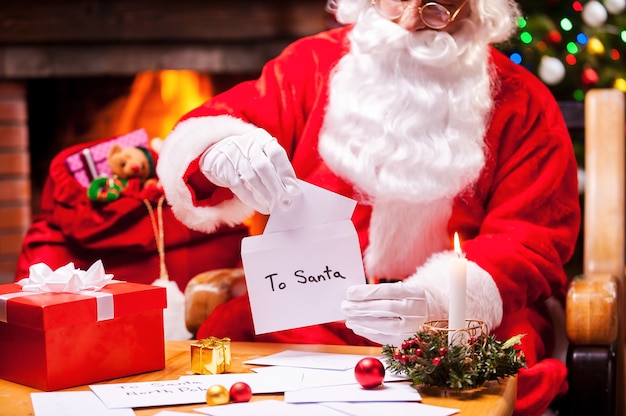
[0,340,516,415]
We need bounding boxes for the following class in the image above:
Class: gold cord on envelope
[143,196,169,281]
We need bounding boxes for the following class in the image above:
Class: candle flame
[454,232,463,257]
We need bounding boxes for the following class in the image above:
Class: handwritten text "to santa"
[264,266,347,291]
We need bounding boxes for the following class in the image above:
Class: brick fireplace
[0,0,330,283]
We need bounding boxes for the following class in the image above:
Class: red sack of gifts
[16,133,247,296]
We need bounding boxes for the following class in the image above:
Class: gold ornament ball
[206,384,230,406]
[587,37,605,55]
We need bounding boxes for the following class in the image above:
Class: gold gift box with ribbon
[190,337,232,375]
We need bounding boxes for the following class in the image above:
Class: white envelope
[241,180,366,334]
[284,382,422,403]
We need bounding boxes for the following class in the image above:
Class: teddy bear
[86,144,161,202]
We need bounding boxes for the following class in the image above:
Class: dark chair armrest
[562,343,617,416]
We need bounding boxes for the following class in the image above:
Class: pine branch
[381,330,526,391]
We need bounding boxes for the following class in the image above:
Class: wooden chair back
[564,88,625,416]
[583,89,625,279]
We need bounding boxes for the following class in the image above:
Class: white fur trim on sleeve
[406,251,503,331]
[157,115,258,233]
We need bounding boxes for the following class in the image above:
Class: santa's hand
[200,129,301,214]
[342,281,435,346]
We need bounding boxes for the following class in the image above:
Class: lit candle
[448,232,467,345]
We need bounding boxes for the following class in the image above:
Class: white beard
[319,8,493,279]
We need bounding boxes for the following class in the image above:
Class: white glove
[200,129,301,214]
[341,281,439,346]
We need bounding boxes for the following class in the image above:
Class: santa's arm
[415,72,580,331]
[157,115,259,233]
[156,35,322,233]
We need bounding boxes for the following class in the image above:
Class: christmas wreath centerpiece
[381,320,526,391]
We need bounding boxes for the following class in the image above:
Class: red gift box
[0,281,167,391]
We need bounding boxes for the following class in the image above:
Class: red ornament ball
[354,357,385,389]
[229,381,253,403]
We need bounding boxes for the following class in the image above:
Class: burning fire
[117,70,213,141]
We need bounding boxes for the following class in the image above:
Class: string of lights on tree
[497,0,626,101]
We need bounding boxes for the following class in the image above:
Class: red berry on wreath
[354,357,385,388]
[229,381,252,403]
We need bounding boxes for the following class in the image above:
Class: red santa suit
[157,25,580,416]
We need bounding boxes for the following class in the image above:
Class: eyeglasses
[371,0,468,29]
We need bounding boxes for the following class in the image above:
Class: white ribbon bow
[18,260,114,293]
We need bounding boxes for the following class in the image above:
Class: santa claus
[157,0,580,414]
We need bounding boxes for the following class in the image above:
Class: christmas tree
[496,0,626,101]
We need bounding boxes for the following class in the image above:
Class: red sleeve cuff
[184,155,235,207]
